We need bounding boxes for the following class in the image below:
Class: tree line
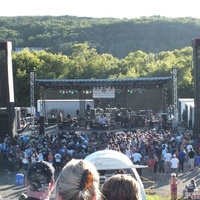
[12,44,193,107]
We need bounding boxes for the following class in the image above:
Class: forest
[0,16,197,106]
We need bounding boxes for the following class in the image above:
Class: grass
[147,195,169,200]
[146,195,185,200]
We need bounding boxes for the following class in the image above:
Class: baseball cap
[171,173,176,177]
[27,161,55,192]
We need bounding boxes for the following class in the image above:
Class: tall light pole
[30,71,35,134]
[172,67,178,122]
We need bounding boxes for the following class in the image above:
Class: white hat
[171,173,176,176]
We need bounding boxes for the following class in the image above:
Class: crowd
[0,119,200,199]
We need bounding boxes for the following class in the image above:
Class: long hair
[55,159,100,200]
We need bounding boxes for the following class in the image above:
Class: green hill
[0,16,199,58]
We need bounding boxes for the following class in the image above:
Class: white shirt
[164,152,172,162]
[132,152,142,162]
[126,149,132,159]
[38,153,44,161]
[54,153,62,162]
[170,157,179,168]
[186,144,193,153]
[22,157,29,164]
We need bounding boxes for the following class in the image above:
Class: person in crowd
[24,161,55,200]
[157,155,166,179]
[31,152,38,164]
[170,154,179,174]
[178,148,186,173]
[169,173,180,200]
[132,150,142,164]
[102,174,142,200]
[99,115,106,130]
[125,146,132,159]
[145,155,156,179]
[62,152,72,167]
[38,152,44,162]
[21,153,29,174]
[188,147,195,171]
[54,159,101,200]
[54,150,62,171]
[47,151,54,165]
[183,179,197,197]
[164,150,172,173]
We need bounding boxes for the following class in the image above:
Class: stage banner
[93,87,115,98]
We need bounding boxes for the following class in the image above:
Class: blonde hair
[55,159,100,200]
[102,174,141,200]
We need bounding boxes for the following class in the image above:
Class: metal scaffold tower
[30,71,35,134]
[39,85,47,118]
[172,68,178,122]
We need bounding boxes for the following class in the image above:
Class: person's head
[55,159,101,200]
[102,174,141,200]
[26,161,55,199]
[18,193,27,200]
[191,179,196,185]
[171,173,176,177]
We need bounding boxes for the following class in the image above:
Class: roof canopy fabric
[36,77,171,90]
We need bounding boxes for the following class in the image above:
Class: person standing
[21,154,29,174]
[54,151,62,171]
[170,154,179,174]
[132,150,143,178]
[164,150,172,173]
[47,152,54,165]
[178,148,186,173]
[169,173,180,200]
[132,150,142,164]
[157,155,166,179]
[188,148,195,171]
[145,155,156,179]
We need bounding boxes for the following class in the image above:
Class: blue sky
[1,0,200,19]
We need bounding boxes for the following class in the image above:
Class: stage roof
[35,77,172,90]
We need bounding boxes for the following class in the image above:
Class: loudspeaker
[193,38,200,134]
[162,113,167,129]
[90,109,95,119]
[0,41,14,107]
[39,116,45,134]
[0,112,9,138]
[0,41,15,137]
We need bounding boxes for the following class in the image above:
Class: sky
[1,0,200,19]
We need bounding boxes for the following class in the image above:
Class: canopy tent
[85,149,146,170]
[85,149,147,200]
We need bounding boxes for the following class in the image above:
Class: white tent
[85,149,147,200]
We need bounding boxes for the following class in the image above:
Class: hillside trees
[0,16,200,58]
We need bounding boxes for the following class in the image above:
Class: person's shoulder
[25,198,41,200]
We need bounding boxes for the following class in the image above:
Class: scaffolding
[30,71,35,134]
[172,68,178,122]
